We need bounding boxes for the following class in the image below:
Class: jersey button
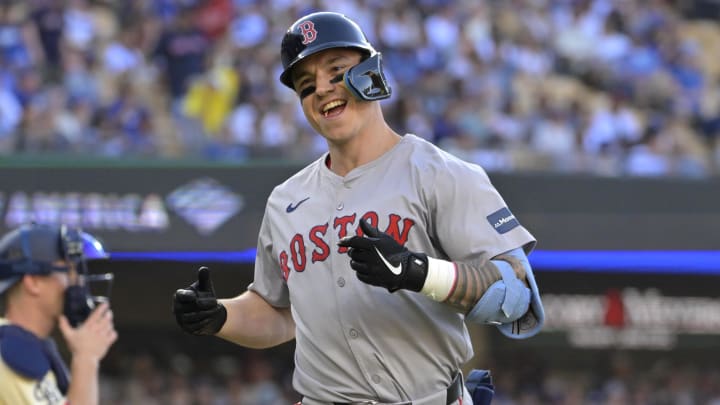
[371,375,381,384]
[349,329,359,339]
[336,202,344,210]
[337,277,345,287]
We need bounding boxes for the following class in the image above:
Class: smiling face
[292,48,377,145]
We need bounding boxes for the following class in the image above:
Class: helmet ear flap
[342,53,392,101]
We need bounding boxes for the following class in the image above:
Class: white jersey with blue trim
[0,319,67,405]
[249,134,535,403]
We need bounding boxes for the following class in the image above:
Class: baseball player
[173,11,544,405]
[0,223,117,405]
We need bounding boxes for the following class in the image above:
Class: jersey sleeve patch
[486,207,520,234]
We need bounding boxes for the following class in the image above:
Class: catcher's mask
[0,223,113,327]
[279,11,392,101]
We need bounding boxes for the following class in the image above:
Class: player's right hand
[59,301,117,362]
[173,266,227,335]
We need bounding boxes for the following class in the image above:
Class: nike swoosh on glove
[337,219,428,292]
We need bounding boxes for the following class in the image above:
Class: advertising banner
[1,165,719,252]
[0,165,297,251]
[509,271,720,350]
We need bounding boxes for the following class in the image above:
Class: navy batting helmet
[279,12,391,100]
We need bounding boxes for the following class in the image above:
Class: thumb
[359,219,381,238]
[58,315,73,338]
[197,266,212,292]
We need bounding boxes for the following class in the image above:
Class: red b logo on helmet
[299,21,317,45]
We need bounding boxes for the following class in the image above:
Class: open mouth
[321,100,347,118]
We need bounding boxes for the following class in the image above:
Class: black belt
[333,372,464,405]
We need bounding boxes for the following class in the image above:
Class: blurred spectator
[487,98,528,147]
[94,339,720,405]
[28,0,63,82]
[195,0,234,41]
[0,2,42,72]
[63,0,96,54]
[236,354,286,405]
[102,24,144,76]
[98,78,154,155]
[150,5,209,105]
[0,83,22,150]
[582,92,642,155]
[591,10,632,67]
[227,4,266,49]
[62,48,98,103]
[624,124,673,176]
[530,104,578,158]
[182,46,240,138]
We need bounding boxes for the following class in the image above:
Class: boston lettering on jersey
[278,211,416,280]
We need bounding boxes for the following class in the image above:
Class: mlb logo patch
[486,207,520,234]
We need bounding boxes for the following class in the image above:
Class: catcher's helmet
[279,12,391,100]
[0,223,113,326]
[0,224,106,290]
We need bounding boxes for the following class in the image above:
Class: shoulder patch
[0,325,51,379]
[486,207,520,234]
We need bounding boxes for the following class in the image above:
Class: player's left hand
[338,220,428,293]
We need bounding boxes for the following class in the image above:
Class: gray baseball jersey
[248,134,535,403]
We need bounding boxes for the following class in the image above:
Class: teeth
[322,100,346,113]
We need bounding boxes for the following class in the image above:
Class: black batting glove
[173,266,227,335]
[338,220,428,293]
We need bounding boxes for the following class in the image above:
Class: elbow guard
[466,248,545,339]
[466,260,530,325]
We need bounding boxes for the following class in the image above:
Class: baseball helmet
[279,12,391,100]
[0,223,112,326]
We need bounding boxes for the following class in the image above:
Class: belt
[333,372,464,405]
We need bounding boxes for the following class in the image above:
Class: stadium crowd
[0,0,718,177]
[95,345,720,405]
